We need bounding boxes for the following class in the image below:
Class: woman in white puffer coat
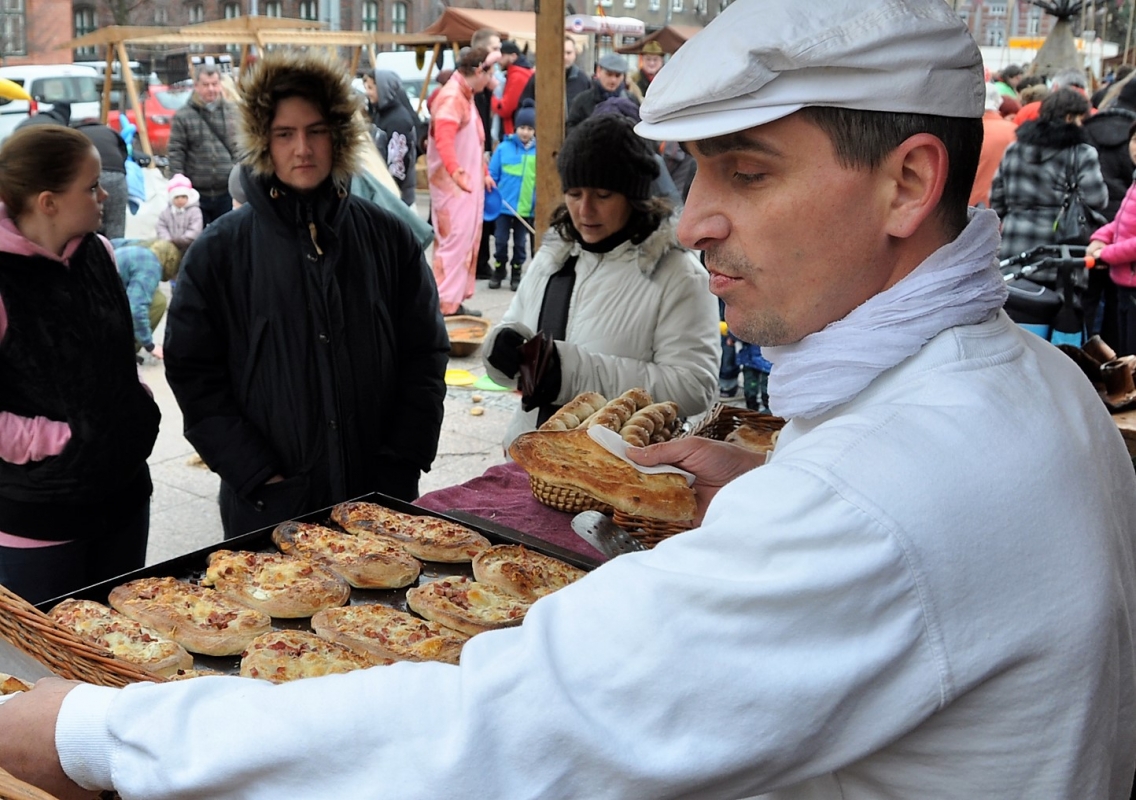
[483,114,719,448]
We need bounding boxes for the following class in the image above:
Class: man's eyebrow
[270,121,329,133]
[689,132,784,159]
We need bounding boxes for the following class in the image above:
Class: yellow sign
[1007,36,1095,51]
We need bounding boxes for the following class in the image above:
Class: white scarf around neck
[763,208,1008,420]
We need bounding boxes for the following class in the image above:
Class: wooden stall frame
[66,18,445,158]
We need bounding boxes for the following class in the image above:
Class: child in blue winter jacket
[488,100,537,291]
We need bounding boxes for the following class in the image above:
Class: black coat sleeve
[383,225,449,476]
[163,224,280,496]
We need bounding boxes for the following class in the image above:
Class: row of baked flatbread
[539,388,682,447]
[47,504,586,683]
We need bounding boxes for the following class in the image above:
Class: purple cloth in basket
[415,462,605,561]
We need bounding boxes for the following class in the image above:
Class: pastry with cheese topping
[202,550,351,618]
[472,545,586,601]
[49,598,193,678]
[272,521,421,589]
[405,576,531,636]
[108,577,272,657]
[312,604,468,664]
[330,502,490,563]
[0,672,34,695]
[239,630,386,683]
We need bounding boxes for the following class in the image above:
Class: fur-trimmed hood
[237,50,368,187]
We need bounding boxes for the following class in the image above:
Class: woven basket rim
[0,583,165,688]
[0,766,60,800]
[687,404,785,441]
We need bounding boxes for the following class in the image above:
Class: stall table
[416,462,605,562]
[1114,409,1136,459]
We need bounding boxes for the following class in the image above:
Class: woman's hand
[484,173,497,192]
[451,168,473,193]
[1087,240,1106,261]
[627,438,765,525]
[0,678,96,799]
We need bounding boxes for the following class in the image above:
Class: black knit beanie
[1119,78,1136,112]
[557,114,659,201]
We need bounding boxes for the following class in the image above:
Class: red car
[107,84,193,155]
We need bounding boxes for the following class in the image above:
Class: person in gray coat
[991,88,1107,259]
[167,65,240,225]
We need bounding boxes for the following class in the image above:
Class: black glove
[519,331,563,412]
[486,327,528,379]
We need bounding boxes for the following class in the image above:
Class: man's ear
[882,133,949,240]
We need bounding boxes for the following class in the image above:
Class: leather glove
[519,331,562,412]
[486,327,528,379]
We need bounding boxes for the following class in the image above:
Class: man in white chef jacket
[3,1,1136,798]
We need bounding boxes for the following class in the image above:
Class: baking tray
[37,493,601,676]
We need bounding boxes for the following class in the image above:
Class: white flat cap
[636,0,984,142]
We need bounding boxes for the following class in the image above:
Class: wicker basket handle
[0,766,60,800]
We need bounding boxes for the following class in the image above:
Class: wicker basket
[0,583,163,688]
[687,404,786,443]
[529,475,613,515]
[0,767,59,800]
[607,406,785,547]
[611,509,694,548]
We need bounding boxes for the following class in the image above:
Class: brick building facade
[2,0,78,64]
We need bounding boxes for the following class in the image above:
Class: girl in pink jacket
[0,125,159,605]
[1088,119,1136,356]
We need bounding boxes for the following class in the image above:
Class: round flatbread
[312,604,468,665]
[203,550,351,618]
[472,545,586,601]
[108,577,272,657]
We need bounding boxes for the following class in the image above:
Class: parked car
[0,64,102,143]
[107,84,193,155]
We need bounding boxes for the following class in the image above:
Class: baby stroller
[999,244,1096,347]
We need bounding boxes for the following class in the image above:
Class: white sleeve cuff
[55,683,121,791]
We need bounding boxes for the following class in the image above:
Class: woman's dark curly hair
[1039,87,1090,123]
[549,195,674,245]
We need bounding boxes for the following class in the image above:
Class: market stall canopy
[615,23,701,55]
[417,8,641,52]
[418,9,539,49]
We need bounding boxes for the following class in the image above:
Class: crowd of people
[979,61,1136,355]
[2,1,1136,796]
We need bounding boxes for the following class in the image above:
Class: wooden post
[1126,0,1135,65]
[534,0,566,240]
[100,48,115,124]
[349,45,361,75]
[118,42,153,159]
[416,43,440,117]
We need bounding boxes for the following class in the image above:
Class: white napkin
[587,426,696,487]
